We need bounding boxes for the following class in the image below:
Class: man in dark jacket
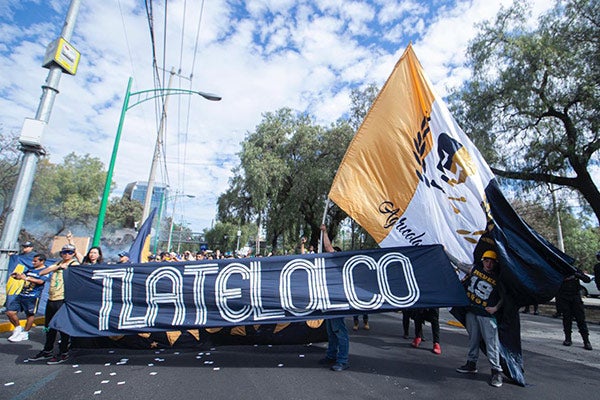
[557,270,593,350]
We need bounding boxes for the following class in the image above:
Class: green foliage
[450,0,600,225]
[29,153,107,234]
[106,197,143,229]
[204,221,257,254]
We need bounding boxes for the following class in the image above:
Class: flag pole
[319,198,331,253]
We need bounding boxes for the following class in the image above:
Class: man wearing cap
[28,244,79,364]
[117,251,131,264]
[455,250,504,388]
[20,241,34,255]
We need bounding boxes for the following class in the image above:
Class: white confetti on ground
[197,352,204,355]
[210,348,216,351]
[72,364,79,368]
[117,381,126,385]
[195,356,202,359]
[109,373,116,376]
[205,352,211,356]
[94,390,102,395]
[299,355,305,358]
[74,370,82,374]
[101,380,110,384]
[95,372,102,376]
[104,363,111,366]
[147,363,154,367]
[149,372,158,376]
[4,382,14,386]
[173,352,180,355]
[213,367,220,371]
[108,350,115,354]
[278,364,284,367]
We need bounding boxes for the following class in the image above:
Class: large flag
[328,44,576,386]
[129,208,157,263]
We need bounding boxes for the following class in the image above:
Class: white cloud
[0,0,558,238]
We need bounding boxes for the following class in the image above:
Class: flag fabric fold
[328,44,576,386]
[129,208,157,263]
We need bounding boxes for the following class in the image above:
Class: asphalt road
[1,310,599,400]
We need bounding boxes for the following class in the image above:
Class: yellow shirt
[48,259,79,301]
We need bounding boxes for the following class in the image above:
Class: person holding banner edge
[317,223,350,372]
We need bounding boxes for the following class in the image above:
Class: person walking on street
[454,250,504,388]
[6,254,49,342]
[28,244,79,364]
[317,224,350,372]
[556,269,593,350]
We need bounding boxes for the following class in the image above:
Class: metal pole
[550,184,565,252]
[0,0,81,304]
[92,78,133,246]
[141,68,175,223]
[166,194,179,252]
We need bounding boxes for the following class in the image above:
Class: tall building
[123,182,169,218]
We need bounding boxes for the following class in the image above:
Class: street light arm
[127,88,221,110]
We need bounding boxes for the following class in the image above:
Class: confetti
[72,364,79,368]
[101,380,110,384]
[173,352,180,355]
[149,372,158,376]
[213,367,220,371]
[277,364,284,367]
[108,350,115,354]
[205,352,211,356]
[120,358,129,362]
[210,348,216,351]
[109,373,116,376]
[147,363,154,367]
[104,363,111,366]
[95,372,102,376]
[299,355,305,358]
[74,370,82,374]
[195,356,202,359]
[5,382,15,386]
[117,381,126,385]
[197,352,204,355]
[94,390,102,395]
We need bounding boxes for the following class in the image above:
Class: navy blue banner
[50,244,468,337]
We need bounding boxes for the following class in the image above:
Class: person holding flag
[454,250,503,387]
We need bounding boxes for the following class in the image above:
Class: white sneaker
[9,330,28,342]
[8,326,22,341]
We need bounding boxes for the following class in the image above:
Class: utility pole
[141,68,176,223]
[0,0,81,306]
[550,184,565,252]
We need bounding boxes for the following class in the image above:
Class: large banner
[50,245,467,337]
[327,44,576,386]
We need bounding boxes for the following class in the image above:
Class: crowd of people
[3,235,598,387]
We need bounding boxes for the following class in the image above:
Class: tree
[217,108,354,252]
[105,197,143,229]
[28,153,107,235]
[450,0,600,225]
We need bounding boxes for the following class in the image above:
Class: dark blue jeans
[325,317,349,364]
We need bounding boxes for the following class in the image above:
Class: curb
[0,317,45,333]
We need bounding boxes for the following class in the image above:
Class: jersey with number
[464,263,500,317]
[19,268,48,297]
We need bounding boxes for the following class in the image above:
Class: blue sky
[0,0,552,236]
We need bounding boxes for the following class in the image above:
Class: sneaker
[330,363,349,371]
[28,351,53,362]
[489,370,503,387]
[584,341,593,351]
[47,353,69,365]
[8,330,28,342]
[8,326,23,341]
[456,361,478,374]
[363,323,370,330]
[318,357,337,366]
[411,337,421,348]
[432,343,441,355]
[9,330,29,342]
[352,323,359,331]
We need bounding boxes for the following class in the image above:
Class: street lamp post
[166,192,195,252]
[92,78,220,246]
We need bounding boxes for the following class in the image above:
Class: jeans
[326,317,349,364]
[465,312,501,371]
